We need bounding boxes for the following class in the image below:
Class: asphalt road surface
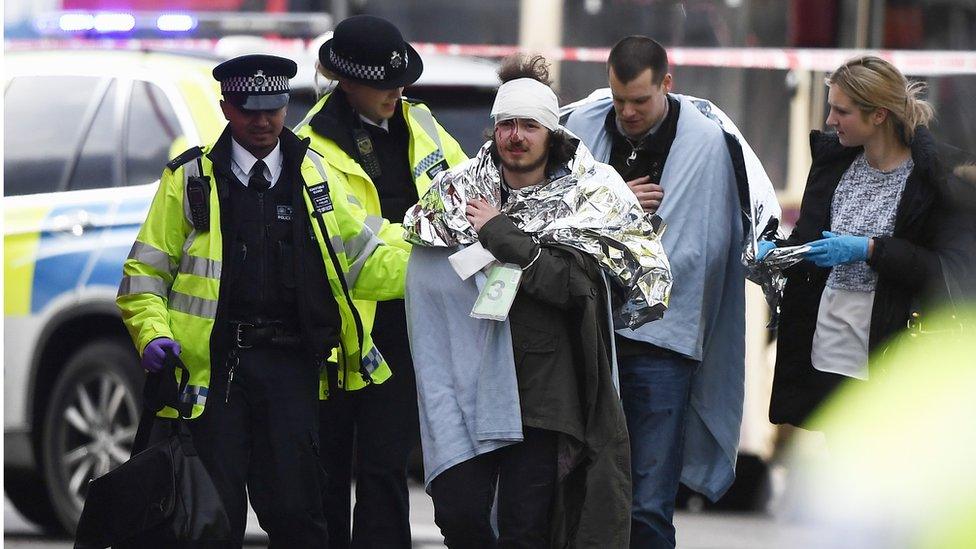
[4,486,826,548]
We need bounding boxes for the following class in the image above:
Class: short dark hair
[487,128,577,176]
[497,54,552,86]
[608,36,669,85]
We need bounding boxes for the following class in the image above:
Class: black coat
[769,127,969,427]
[479,215,632,548]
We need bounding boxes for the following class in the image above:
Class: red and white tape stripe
[412,43,976,76]
[7,39,976,76]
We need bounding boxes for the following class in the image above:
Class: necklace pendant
[626,149,638,166]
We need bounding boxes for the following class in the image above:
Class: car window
[3,75,101,196]
[68,81,118,191]
[286,88,318,129]
[126,81,183,186]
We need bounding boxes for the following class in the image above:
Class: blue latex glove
[756,240,776,261]
[803,231,869,267]
[142,337,181,373]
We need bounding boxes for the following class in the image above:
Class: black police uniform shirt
[222,137,339,347]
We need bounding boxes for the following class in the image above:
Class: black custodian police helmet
[319,15,423,89]
[212,54,298,110]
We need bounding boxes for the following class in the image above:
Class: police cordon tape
[7,39,976,76]
[410,43,976,76]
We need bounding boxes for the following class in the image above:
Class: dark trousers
[319,301,418,549]
[429,427,558,549]
[618,350,697,549]
[182,345,328,548]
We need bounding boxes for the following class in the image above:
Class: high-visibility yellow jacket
[117,128,407,418]
[296,93,468,385]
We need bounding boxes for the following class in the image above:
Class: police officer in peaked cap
[295,18,469,548]
[117,53,409,547]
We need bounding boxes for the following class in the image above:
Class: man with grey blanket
[563,36,754,549]
[403,55,671,548]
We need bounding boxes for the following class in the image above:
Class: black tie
[249,160,271,193]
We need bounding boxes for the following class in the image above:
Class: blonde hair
[826,55,934,145]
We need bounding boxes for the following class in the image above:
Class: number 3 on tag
[470,263,522,321]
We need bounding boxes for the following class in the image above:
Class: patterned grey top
[827,152,913,292]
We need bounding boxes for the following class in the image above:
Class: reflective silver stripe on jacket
[181,159,201,226]
[179,254,222,279]
[364,215,384,235]
[306,150,328,181]
[180,385,209,406]
[117,275,169,298]
[410,105,443,151]
[331,235,345,254]
[344,227,383,289]
[295,108,316,133]
[128,241,176,277]
[168,291,218,319]
[409,106,446,180]
[361,344,384,376]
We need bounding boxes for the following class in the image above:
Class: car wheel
[40,338,143,534]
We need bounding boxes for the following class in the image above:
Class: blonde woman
[763,56,968,427]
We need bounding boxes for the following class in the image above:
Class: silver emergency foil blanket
[403,139,672,329]
[742,244,809,327]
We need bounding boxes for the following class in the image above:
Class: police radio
[353,128,382,180]
[186,176,211,230]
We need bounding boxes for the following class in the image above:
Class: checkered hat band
[329,49,408,81]
[221,74,290,94]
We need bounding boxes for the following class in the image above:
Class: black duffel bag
[75,350,231,548]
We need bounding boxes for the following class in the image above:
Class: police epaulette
[166,146,204,171]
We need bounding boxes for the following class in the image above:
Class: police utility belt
[229,320,302,349]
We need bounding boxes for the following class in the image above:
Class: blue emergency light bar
[39,11,195,35]
[33,11,329,38]
[156,14,198,32]
[57,13,95,32]
[93,13,136,33]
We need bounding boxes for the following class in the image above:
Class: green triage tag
[470,263,523,321]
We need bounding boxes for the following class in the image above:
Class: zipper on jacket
[306,200,368,387]
[258,192,266,308]
[225,350,239,404]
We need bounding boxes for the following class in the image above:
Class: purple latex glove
[142,337,181,373]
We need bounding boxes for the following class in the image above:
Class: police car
[4,43,498,534]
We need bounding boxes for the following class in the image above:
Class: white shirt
[359,114,389,131]
[230,138,283,189]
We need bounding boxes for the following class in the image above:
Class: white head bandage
[490,78,560,132]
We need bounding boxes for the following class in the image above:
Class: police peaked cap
[213,54,298,111]
[319,15,423,89]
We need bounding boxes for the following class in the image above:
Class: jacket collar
[809,126,942,184]
[208,126,311,194]
[810,126,945,233]
[307,88,407,167]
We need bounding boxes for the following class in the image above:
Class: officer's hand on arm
[626,176,664,214]
[466,199,502,232]
[142,337,181,373]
